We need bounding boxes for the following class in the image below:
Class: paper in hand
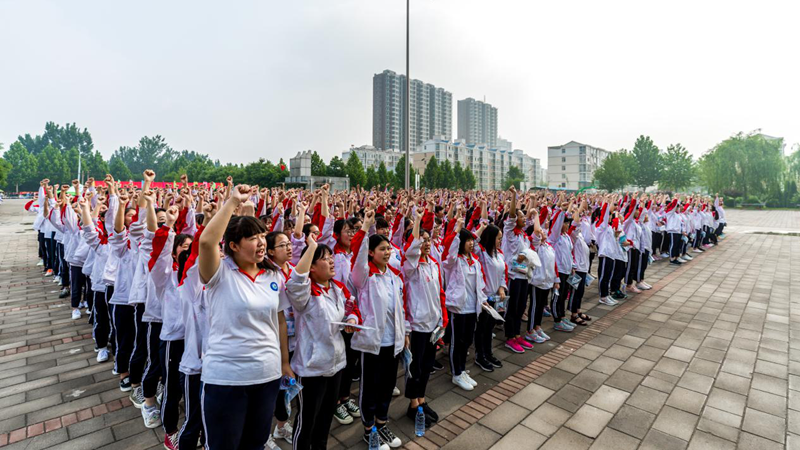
[481,303,506,322]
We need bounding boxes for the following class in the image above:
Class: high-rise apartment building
[547,141,609,190]
[457,98,498,148]
[373,70,452,151]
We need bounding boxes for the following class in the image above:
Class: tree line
[593,132,799,207]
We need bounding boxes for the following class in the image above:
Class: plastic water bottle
[279,376,302,417]
[368,426,381,450]
[415,406,426,437]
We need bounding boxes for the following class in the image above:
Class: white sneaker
[37,260,44,266]
[273,422,293,444]
[53,276,61,284]
[599,297,615,306]
[141,404,162,429]
[684,254,693,260]
[80,300,88,309]
[452,374,474,391]
[71,309,81,320]
[677,257,687,263]
[693,249,702,253]
[265,436,279,450]
[636,282,650,291]
[463,372,478,387]
[392,386,401,396]
[97,348,109,363]
[660,253,669,258]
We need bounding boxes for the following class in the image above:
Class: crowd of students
[25,173,728,450]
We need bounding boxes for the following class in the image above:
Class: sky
[1,0,798,168]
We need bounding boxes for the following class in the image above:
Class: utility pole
[404,0,410,190]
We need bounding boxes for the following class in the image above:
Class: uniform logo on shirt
[270,282,279,291]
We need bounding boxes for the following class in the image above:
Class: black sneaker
[670,259,682,265]
[351,374,360,382]
[431,360,444,372]
[59,288,70,298]
[612,291,627,300]
[406,406,433,427]
[377,424,401,447]
[475,357,494,372]
[119,376,132,392]
[421,402,439,422]
[486,355,503,368]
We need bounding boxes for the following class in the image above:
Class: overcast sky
[1,0,798,167]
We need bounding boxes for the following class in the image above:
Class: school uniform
[349,230,406,429]
[201,257,290,450]
[285,270,361,450]
[402,236,448,400]
[501,217,531,340]
[475,244,506,361]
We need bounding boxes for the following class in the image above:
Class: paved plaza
[0,199,798,449]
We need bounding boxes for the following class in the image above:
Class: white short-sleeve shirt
[202,257,288,386]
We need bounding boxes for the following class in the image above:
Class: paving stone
[586,385,629,414]
[737,431,785,450]
[686,430,735,450]
[507,381,553,411]
[713,371,751,394]
[706,387,746,417]
[489,424,547,450]
[568,369,609,393]
[639,429,688,450]
[533,368,573,391]
[478,401,529,435]
[746,388,787,418]
[520,403,571,437]
[741,407,785,444]
[665,387,707,415]
[652,405,699,441]
[619,356,656,375]
[626,385,668,414]
[604,370,643,393]
[664,346,696,363]
[588,427,639,450]
[565,404,613,438]
[548,385,592,413]
[608,405,656,439]
[540,427,593,450]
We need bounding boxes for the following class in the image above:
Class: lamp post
[404,0,410,190]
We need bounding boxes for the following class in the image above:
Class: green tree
[392,154,416,189]
[311,151,327,176]
[453,162,465,189]
[504,165,525,189]
[109,156,134,181]
[0,157,10,189]
[438,160,454,188]
[365,167,379,189]
[241,158,279,186]
[631,135,662,189]
[462,166,477,190]
[328,156,346,177]
[37,144,70,183]
[422,156,440,189]
[3,142,38,191]
[376,162,390,187]
[109,135,174,176]
[659,144,695,192]
[84,150,109,180]
[698,132,784,198]
[593,150,633,191]
[345,153,366,187]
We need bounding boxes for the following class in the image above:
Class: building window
[562,174,566,179]
[561,149,565,154]
[562,166,566,171]
[561,157,566,162]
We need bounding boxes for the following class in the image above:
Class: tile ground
[1,201,798,449]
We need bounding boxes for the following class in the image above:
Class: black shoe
[475,357,495,372]
[486,355,503,368]
[670,259,682,265]
[431,360,444,372]
[59,288,70,298]
[377,424,402,447]
[352,375,360,382]
[611,291,625,300]
[421,402,439,422]
[119,376,131,392]
[406,406,434,427]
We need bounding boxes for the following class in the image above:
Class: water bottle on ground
[415,406,426,436]
[368,425,381,450]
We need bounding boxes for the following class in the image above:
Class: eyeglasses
[273,242,291,250]
[343,229,356,235]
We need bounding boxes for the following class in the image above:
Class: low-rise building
[547,141,609,190]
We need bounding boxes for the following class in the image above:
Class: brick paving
[0,199,798,449]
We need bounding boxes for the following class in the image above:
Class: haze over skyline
[1,0,798,167]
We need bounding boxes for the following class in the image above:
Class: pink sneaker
[505,338,524,354]
[516,336,533,349]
